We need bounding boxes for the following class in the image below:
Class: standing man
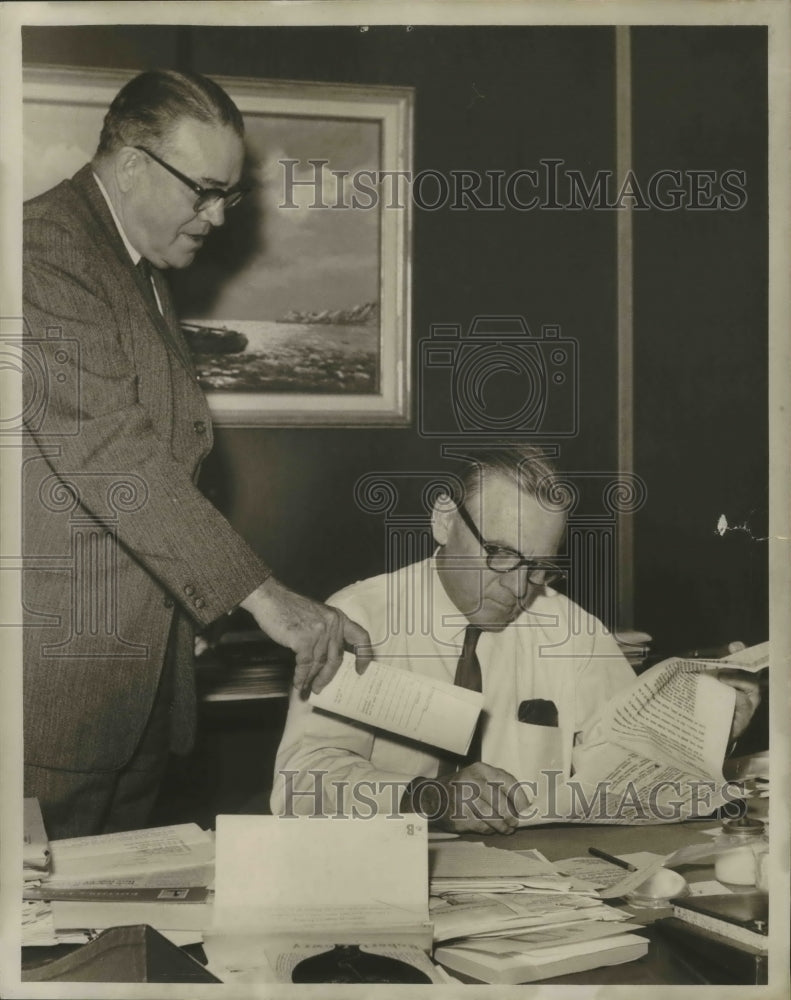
[22,70,369,839]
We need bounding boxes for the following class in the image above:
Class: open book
[204,814,445,984]
[520,641,768,826]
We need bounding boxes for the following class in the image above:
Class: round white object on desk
[714,846,758,886]
[626,867,688,908]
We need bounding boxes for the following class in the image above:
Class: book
[204,815,444,984]
[654,917,768,985]
[51,896,214,933]
[670,892,768,950]
[434,931,649,984]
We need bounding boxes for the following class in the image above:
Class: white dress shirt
[93,171,162,313]
[270,556,635,818]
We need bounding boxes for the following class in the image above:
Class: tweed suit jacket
[22,165,270,773]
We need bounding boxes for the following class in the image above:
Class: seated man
[270,445,759,833]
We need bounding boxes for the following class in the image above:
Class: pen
[587,847,638,872]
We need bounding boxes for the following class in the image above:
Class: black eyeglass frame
[455,499,567,586]
[134,145,247,213]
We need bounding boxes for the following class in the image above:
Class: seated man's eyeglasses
[134,145,247,213]
[455,499,567,586]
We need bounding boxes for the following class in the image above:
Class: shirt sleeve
[23,215,271,625]
[572,618,637,739]
[269,590,419,817]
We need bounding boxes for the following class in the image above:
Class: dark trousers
[24,630,178,840]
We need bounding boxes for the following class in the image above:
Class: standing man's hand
[241,577,371,696]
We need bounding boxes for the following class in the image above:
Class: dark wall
[631,27,768,650]
[22,25,768,649]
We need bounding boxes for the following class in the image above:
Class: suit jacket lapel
[72,165,195,374]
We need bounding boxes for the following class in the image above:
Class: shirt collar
[429,552,472,644]
[92,171,141,265]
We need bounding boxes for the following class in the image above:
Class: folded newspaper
[519,641,769,826]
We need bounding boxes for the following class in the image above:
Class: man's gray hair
[96,69,244,158]
[456,444,559,504]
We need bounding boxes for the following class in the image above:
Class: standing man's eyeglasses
[134,145,247,213]
[455,500,566,586]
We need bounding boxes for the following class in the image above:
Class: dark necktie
[455,625,483,765]
[136,258,161,315]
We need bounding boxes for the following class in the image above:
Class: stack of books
[429,841,648,984]
[23,823,215,946]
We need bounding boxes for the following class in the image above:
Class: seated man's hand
[404,763,531,835]
[241,577,371,696]
[716,669,762,741]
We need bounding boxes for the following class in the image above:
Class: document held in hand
[309,651,483,755]
[519,640,769,826]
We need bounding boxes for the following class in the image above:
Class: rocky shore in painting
[183,318,377,394]
[277,301,378,326]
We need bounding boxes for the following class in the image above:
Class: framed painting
[23,65,413,425]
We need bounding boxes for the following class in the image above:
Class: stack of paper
[430,842,572,894]
[429,841,649,983]
[23,824,215,943]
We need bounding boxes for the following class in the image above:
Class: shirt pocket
[515,721,565,778]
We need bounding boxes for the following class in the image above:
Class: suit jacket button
[193,420,207,434]
[184,584,195,596]
[194,597,206,609]
[163,596,174,608]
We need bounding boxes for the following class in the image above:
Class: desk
[21,822,759,986]
[449,822,753,986]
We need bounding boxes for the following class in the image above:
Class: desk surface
[452,821,736,986]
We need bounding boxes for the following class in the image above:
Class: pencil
[587,846,638,872]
